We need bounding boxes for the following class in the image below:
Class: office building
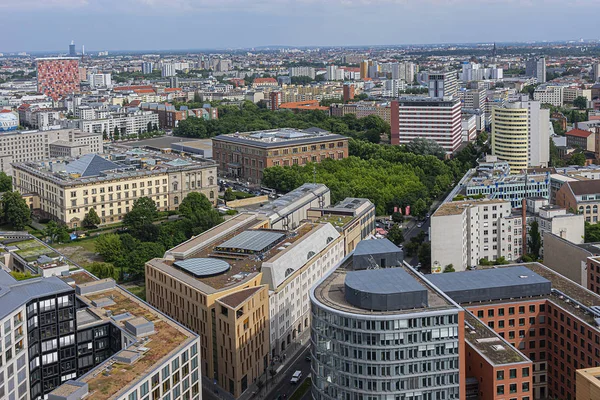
[391,97,463,153]
[0,233,200,400]
[140,102,217,129]
[212,128,348,184]
[68,40,76,56]
[310,239,464,400]
[556,180,600,223]
[12,152,218,227]
[87,73,112,88]
[533,85,564,107]
[141,61,154,75]
[576,367,600,399]
[161,64,175,78]
[146,205,368,397]
[427,70,458,99]
[526,57,546,83]
[566,128,595,152]
[342,83,354,102]
[563,87,592,105]
[330,101,392,125]
[78,109,159,138]
[463,88,486,110]
[288,66,316,80]
[0,128,102,175]
[431,198,583,270]
[592,63,600,82]
[36,58,80,100]
[491,101,550,173]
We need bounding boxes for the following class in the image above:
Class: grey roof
[426,266,552,304]
[212,129,347,149]
[66,154,121,177]
[354,238,400,256]
[216,230,285,253]
[173,258,231,278]
[0,274,73,319]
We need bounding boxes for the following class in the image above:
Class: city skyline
[2,0,600,53]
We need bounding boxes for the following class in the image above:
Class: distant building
[526,57,546,83]
[252,77,278,88]
[593,63,600,82]
[391,97,463,153]
[269,91,282,110]
[140,102,217,129]
[87,72,112,88]
[141,61,154,74]
[212,128,348,184]
[342,83,355,102]
[161,63,175,77]
[533,85,564,107]
[427,70,458,99]
[36,58,80,100]
[288,66,315,80]
[68,40,76,56]
[330,101,391,125]
[565,128,595,152]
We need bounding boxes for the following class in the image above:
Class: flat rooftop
[149,219,319,294]
[313,259,458,316]
[212,128,347,148]
[433,199,508,217]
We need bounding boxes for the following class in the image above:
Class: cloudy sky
[2,0,599,52]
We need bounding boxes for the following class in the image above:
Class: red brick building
[36,57,80,100]
[343,83,355,102]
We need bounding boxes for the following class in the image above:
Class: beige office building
[12,152,217,227]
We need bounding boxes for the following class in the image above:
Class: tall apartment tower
[161,63,175,77]
[526,57,546,83]
[36,57,80,100]
[427,70,458,99]
[592,63,600,82]
[343,83,355,102]
[142,61,154,74]
[491,100,550,173]
[310,239,464,400]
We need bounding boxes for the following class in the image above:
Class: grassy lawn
[54,236,103,267]
[290,378,311,400]
[122,283,146,301]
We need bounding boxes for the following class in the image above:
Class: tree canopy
[2,191,31,230]
[573,96,588,110]
[82,208,101,228]
[0,172,12,192]
[405,138,446,159]
[123,197,158,239]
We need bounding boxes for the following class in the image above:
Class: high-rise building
[310,239,464,400]
[68,40,76,56]
[288,66,316,80]
[359,60,371,79]
[36,57,80,100]
[141,61,154,74]
[169,76,180,88]
[491,100,550,173]
[342,83,355,102]
[269,91,282,110]
[593,63,600,82]
[391,97,463,153]
[427,70,458,99]
[161,63,175,77]
[87,73,112,88]
[526,57,546,83]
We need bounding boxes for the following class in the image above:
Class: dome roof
[0,112,18,132]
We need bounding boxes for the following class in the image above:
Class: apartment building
[140,102,218,129]
[36,58,80,100]
[427,70,458,99]
[146,212,349,397]
[491,101,550,173]
[212,128,348,184]
[0,128,102,176]
[288,67,316,79]
[310,239,465,400]
[431,198,583,270]
[391,97,463,153]
[77,109,159,137]
[556,180,600,223]
[463,88,487,110]
[566,128,595,152]
[526,57,546,83]
[563,87,592,105]
[0,237,201,400]
[12,152,217,227]
[533,85,564,107]
[330,101,391,125]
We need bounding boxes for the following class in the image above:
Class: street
[402,217,431,267]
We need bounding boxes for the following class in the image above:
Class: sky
[2,0,600,53]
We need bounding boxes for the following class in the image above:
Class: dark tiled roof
[218,286,262,308]
[567,180,600,195]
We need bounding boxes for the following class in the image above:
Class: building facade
[526,57,546,83]
[427,70,458,99]
[36,58,80,100]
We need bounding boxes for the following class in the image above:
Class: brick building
[212,128,348,184]
[36,57,80,100]
[566,128,595,152]
[555,180,600,223]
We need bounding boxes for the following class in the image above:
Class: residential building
[427,70,458,99]
[459,62,503,82]
[310,239,464,400]
[36,58,80,100]
[0,128,102,175]
[278,100,329,112]
[330,101,391,125]
[77,109,159,137]
[556,180,600,223]
[463,88,486,110]
[342,83,354,102]
[533,85,564,107]
[141,102,217,129]
[462,114,477,142]
[12,152,217,227]
[390,62,416,83]
[566,128,595,152]
[269,91,282,110]
[526,57,546,83]
[87,73,112,88]
[141,62,154,75]
[491,101,550,173]
[0,233,200,400]
[563,87,592,105]
[383,79,406,97]
[146,211,350,397]
[288,66,316,80]
[431,198,583,270]
[252,78,278,88]
[391,97,463,153]
[212,128,348,184]
[161,64,175,77]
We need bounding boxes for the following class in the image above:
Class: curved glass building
[309,239,465,400]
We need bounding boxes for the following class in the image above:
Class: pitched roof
[566,180,600,196]
[66,154,121,177]
[254,77,277,84]
[566,128,593,138]
[218,286,263,308]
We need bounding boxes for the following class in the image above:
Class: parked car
[417,222,423,228]
[290,370,302,384]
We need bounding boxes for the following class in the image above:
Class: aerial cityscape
[5,3,600,400]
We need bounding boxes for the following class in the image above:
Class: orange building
[278,100,329,112]
[36,57,80,100]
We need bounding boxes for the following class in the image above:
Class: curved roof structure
[173,258,231,278]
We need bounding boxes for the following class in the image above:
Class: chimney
[522,198,527,258]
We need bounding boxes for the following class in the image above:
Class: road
[403,218,431,267]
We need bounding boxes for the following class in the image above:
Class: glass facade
[310,303,461,400]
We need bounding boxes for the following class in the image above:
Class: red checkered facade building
[36,57,80,100]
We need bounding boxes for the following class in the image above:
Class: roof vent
[491,344,505,351]
[519,275,528,279]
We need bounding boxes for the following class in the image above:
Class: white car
[290,370,302,384]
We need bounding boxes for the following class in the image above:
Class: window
[497,370,504,380]
[497,385,504,395]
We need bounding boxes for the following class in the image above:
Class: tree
[44,221,69,243]
[417,242,431,269]
[443,264,455,273]
[177,192,222,236]
[570,152,586,166]
[103,129,108,140]
[224,187,236,202]
[386,224,404,246]
[2,191,31,230]
[406,138,446,159]
[153,123,158,131]
[585,222,600,242]
[494,256,508,265]
[113,126,120,141]
[82,208,101,228]
[573,96,588,110]
[123,197,158,235]
[95,233,124,263]
[391,212,404,223]
[88,262,116,279]
[147,121,153,133]
[0,172,12,192]
[412,198,429,219]
[528,220,542,260]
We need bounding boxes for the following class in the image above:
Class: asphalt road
[403,218,431,267]
[265,347,312,400]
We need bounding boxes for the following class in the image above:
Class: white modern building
[288,66,316,80]
[87,73,112,88]
[533,85,564,107]
[79,110,159,137]
[161,63,175,78]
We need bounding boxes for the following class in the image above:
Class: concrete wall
[226,195,269,208]
[542,232,590,286]
[431,212,467,271]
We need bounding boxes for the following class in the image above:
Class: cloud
[0,0,89,9]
